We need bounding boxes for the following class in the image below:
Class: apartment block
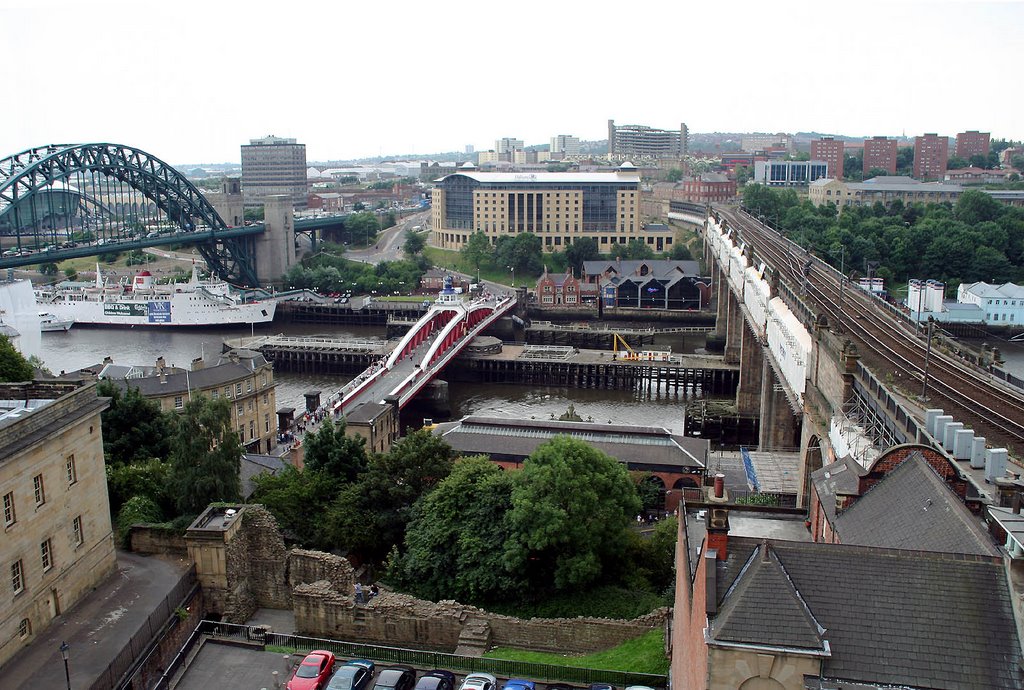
[863,136,898,176]
[914,133,949,180]
[955,130,991,160]
[810,137,844,180]
[608,120,687,160]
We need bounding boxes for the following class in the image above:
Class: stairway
[454,617,492,656]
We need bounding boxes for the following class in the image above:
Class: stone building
[0,381,117,666]
[102,349,278,454]
[344,402,399,455]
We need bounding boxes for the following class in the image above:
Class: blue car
[502,680,536,690]
[325,661,375,690]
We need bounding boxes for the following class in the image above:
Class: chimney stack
[706,507,730,560]
[1013,493,1022,515]
[156,356,166,371]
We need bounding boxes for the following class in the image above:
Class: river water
[37,324,701,434]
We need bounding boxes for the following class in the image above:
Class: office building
[495,138,524,155]
[955,130,991,160]
[810,137,844,180]
[550,135,581,158]
[240,135,308,210]
[862,136,898,175]
[752,160,829,186]
[431,163,674,253]
[608,120,687,159]
[0,381,117,666]
[809,176,963,210]
[913,133,949,180]
[741,133,793,154]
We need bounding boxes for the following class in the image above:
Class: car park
[287,649,336,690]
[458,672,497,690]
[414,670,456,690]
[372,666,416,690]
[547,684,580,690]
[325,661,375,690]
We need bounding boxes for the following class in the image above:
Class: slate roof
[833,452,999,556]
[711,537,1022,688]
[583,259,701,279]
[103,351,270,398]
[240,453,286,498]
[810,455,866,523]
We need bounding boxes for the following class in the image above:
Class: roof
[988,505,1024,552]
[438,171,640,185]
[849,177,964,193]
[960,281,1024,300]
[583,259,701,278]
[345,402,391,424]
[810,455,867,523]
[832,452,999,556]
[105,357,269,398]
[439,416,705,470]
[710,537,1021,688]
[240,453,286,498]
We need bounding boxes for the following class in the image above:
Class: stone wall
[288,549,354,595]
[130,525,187,556]
[293,585,667,655]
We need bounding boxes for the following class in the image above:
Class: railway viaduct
[702,206,1024,507]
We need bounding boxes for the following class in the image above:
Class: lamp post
[60,641,70,690]
[507,265,515,288]
[836,245,846,333]
[921,316,935,400]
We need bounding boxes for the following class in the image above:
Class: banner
[148,301,172,323]
[103,303,148,317]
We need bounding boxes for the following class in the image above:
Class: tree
[0,336,34,382]
[461,232,491,275]
[97,381,172,466]
[969,153,991,169]
[167,395,242,516]
[955,189,1003,225]
[391,456,517,601]
[624,238,655,260]
[867,167,890,178]
[403,228,426,257]
[669,242,693,261]
[494,233,543,275]
[250,465,341,549]
[38,262,58,276]
[346,212,381,246]
[946,156,969,171]
[303,417,367,482]
[735,165,753,185]
[63,268,78,280]
[244,207,264,222]
[1012,155,1024,173]
[896,147,915,175]
[666,168,684,183]
[565,237,600,274]
[503,436,641,593]
[352,202,366,211]
[106,458,172,516]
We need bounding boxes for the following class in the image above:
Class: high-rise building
[495,138,524,155]
[550,135,581,157]
[913,133,949,180]
[740,133,793,154]
[608,120,687,159]
[465,145,475,155]
[955,131,991,160]
[863,136,898,176]
[240,135,308,210]
[811,137,844,180]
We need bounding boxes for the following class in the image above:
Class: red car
[288,650,336,690]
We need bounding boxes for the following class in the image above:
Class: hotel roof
[438,171,640,184]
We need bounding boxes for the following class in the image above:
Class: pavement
[0,550,191,689]
[346,211,431,265]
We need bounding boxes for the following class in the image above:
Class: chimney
[191,356,205,371]
[156,356,166,371]
[1013,493,1022,515]
[159,370,167,384]
[706,508,730,560]
[103,356,113,365]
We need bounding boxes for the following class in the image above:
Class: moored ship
[35,265,277,327]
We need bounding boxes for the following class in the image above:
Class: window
[174,396,183,409]
[247,400,253,412]
[263,393,269,405]
[11,559,23,594]
[246,380,252,393]
[238,426,245,441]
[224,386,231,398]
[237,403,244,416]
[66,455,77,485]
[33,474,45,507]
[235,383,242,396]
[40,539,52,571]
[265,415,271,433]
[18,618,30,639]
[3,492,14,527]
[73,516,83,546]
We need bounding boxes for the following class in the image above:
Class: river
[36,324,702,434]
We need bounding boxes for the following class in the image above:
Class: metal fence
[89,565,197,690]
[170,621,668,689]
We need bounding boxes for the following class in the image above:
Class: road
[346,211,431,265]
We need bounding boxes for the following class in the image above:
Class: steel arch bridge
[0,143,261,284]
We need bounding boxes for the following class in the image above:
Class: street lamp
[507,265,515,288]
[60,641,71,690]
[921,316,935,400]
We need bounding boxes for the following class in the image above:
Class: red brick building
[862,136,898,176]
[955,130,991,160]
[810,137,844,180]
[679,173,736,203]
[914,133,949,179]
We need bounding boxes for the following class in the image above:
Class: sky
[1,0,1021,165]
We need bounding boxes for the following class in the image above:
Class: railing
[185,621,668,689]
[90,565,198,690]
[993,366,1024,393]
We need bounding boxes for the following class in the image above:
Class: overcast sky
[1,0,1020,165]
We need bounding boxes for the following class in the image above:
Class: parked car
[588,684,615,690]
[326,661,375,690]
[372,666,416,690]
[347,659,376,675]
[458,673,497,690]
[502,681,536,690]
[548,684,580,690]
[288,650,336,690]
[414,671,456,690]
[623,686,656,690]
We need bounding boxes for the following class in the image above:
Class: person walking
[354,582,364,604]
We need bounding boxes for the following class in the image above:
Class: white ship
[39,312,74,332]
[35,264,277,327]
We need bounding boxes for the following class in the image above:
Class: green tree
[106,458,172,516]
[666,168,684,183]
[352,201,366,211]
[244,207,265,222]
[735,165,753,185]
[955,189,1003,225]
[1011,155,1024,173]
[969,153,991,169]
[896,147,914,175]
[669,242,693,260]
[565,237,600,274]
[391,456,517,601]
[461,231,492,275]
[346,212,381,246]
[63,268,78,280]
[624,238,655,260]
[866,167,890,178]
[503,436,641,593]
[97,381,172,466]
[38,262,58,276]
[0,336,34,382]
[249,465,341,549]
[304,417,367,482]
[115,496,164,547]
[167,395,242,516]
[403,228,426,257]
[494,233,543,275]
[946,156,968,170]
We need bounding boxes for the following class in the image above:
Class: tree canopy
[168,395,242,515]
[0,336,34,382]
[303,417,367,482]
[565,237,600,274]
[97,381,172,466]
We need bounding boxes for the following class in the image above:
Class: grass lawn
[422,246,545,286]
[485,628,668,675]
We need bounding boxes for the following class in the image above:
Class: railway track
[715,206,1024,452]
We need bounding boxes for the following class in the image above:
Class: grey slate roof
[583,259,701,279]
[833,452,999,556]
[810,455,867,523]
[240,453,286,498]
[712,537,1022,689]
[103,352,270,398]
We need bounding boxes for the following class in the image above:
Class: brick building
[862,136,898,175]
[913,133,949,179]
[535,267,595,307]
[955,130,991,159]
[810,137,844,180]
[679,173,736,203]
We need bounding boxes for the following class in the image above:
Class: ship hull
[39,296,277,327]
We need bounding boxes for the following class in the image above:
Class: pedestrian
[354,582,364,604]
[369,583,379,599]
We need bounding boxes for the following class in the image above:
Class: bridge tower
[255,195,297,285]
[207,177,244,228]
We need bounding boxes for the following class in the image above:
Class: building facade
[430,165,674,253]
[752,160,829,186]
[955,130,991,159]
[957,282,1024,325]
[0,382,117,666]
[913,133,949,180]
[808,176,963,210]
[535,267,595,307]
[740,133,793,154]
[607,120,686,159]
[810,137,844,180]
[240,135,308,210]
[549,134,581,158]
[862,136,898,175]
[679,173,737,203]
[104,349,278,454]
